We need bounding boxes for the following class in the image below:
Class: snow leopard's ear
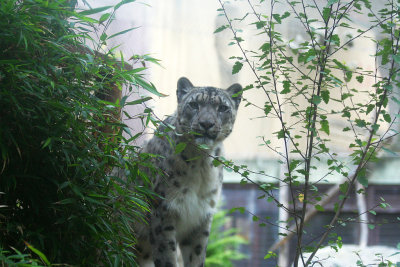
[177,77,194,103]
[226,83,242,109]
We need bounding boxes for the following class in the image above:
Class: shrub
[0,0,157,265]
[206,209,248,267]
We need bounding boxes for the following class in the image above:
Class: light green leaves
[264,251,277,259]
[315,204,325,212]
[229,207,246,214]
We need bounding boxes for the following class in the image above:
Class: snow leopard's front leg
[150,209,179,267]
[180,217,212,267]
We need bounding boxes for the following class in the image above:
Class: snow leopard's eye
[189,102,199,110]
[218,104,229,113]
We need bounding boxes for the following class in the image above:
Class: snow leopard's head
[175,77,242,147]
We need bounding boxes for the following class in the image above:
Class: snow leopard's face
[175,77,242,148]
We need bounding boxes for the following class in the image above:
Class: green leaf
[327,0,339,5]
[355,119,366,127]
[107,27,139,40]
[212,159,222,167]
[356,75,364,83]
[306,55,316,63]
[357,175,368,187]
[383,113,391,123]
[99,13,111,24]
[332,59,348,71]
[272,13,281,24]
[42,137,52,149]
[382,147,397,156]
[315,204,325,212]
[198,144,210,150]
[79,6,113,16]
[232,61,243,75]
[312,95,322,105]
[339,182,349,194]
[174,142,187,154]
[281,80,291,94]
[368,224,375,230]
[229,207,245,214]
[255,21,266,29]
[366,104,374,115]
[320,120,330,135]
[371,123,380,133]
[345,70,353,82]
[100,32,107,42]
[277,129,285,139]
[321,90,330,104]
[281,11,291,20]
[114,0,136,10]
[126,96,152,106]
[264,104,272,116]
[214,25,229,33]
[369,210,376,215]
[135,77,166,97]
[264,251,277,259]
[24,241,51,266]
[322,7,331,22]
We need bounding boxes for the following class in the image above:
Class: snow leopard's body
[136,77,242,267]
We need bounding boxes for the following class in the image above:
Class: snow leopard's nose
[199,121,215,130]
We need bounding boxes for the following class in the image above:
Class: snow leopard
[136,77,242,267]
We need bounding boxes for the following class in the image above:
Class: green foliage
[0,248,46,267]
[205,209,248,267]
[0,0,157,265]
[216,0,400,266]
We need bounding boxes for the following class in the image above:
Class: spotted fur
[136,77,241,267]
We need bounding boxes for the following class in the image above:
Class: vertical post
[278,180,290,267]
[279,138,290,267]
[356,182,368,247]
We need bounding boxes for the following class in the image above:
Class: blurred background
[80,0,400,266]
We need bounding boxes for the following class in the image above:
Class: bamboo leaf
[107,27,140,40]
[79,6,113,16]
[99,13,111,24]
[24,242,51,266]
[114,0,136,10]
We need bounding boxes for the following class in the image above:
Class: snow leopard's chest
[165,157,222,239]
